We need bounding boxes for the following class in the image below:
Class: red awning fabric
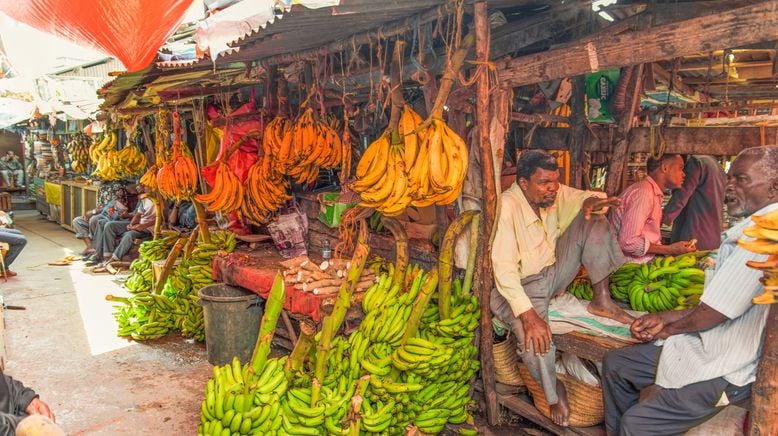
[0,0,193,72]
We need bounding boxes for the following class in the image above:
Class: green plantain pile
[609,253,708,312]
[198,212,482,436]
[124,234,179,293]
[110,230,237,342]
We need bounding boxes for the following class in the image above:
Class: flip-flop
[47,260,72,266]
[91,267,109,274]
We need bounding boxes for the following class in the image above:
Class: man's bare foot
[550,380,570,427]
[588,296,634,324]
[4,270,17,277]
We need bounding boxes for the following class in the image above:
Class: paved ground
[1,211,212,435]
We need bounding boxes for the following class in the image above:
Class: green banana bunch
[567,278,593,301]
[124,236,178,294]
[610,253,708,313]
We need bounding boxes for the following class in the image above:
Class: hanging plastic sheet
[0,0,193,71]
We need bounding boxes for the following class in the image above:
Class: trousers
[0,169,23,187]
[100,221,149,260]
[602,343,752,436]
[0,228,27,267]
[72,215,106,240]
[490,213,625,404]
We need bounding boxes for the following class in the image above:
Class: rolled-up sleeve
[491,204,533,317]
[617,189,653,257]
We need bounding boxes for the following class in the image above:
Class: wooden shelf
[60,181,99,232]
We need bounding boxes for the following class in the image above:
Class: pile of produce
[195,160,244,213]
[241,118,293,225]
[739,209,778,304]
[354,107,469,215]
[66,132,92,174]
[566,277,594,301]
[124,235,179,293]
[139,110,172,191]
[157,112,198,201]
[609,253,707,312]
[89,130,117,165]
[281,256,377,295]
[197,212,482,435]
[110,229,236,342]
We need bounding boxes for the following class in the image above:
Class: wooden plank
[749,302,778,435]
[553,332,629,363]
[497,1,778,88]
[474,0,499,426]
[497,393,605,436]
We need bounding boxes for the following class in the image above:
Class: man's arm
[656,303,728,339]
[663,157,702,225]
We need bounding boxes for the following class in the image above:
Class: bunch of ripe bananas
[354,107,469,216]
[89,130,117,165]
[609,253,707,312]
[157,113,198,201]
[66,132,92,174]
[280,108,343,185]
[739,209,778,304]
[94,143,147,181]
[194,161,244,213]
[241,137,292,225]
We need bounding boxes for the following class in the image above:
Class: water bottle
[321,237,332,260]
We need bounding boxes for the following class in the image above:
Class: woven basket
[493,335,524,386]
[518,362,604,427]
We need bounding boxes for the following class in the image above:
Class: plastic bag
[585,69,620,123]
[555,352,601,387]
[267,203,309,258]
[0,0,193,72]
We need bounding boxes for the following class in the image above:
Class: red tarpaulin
[0,0,193,71]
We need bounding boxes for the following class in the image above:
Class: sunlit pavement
[1,211,211,435]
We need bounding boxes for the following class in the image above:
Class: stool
[0,242,8,282]
[0,193,10,212]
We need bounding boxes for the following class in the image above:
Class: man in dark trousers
[662,155,727,250]
[602,146,778,435]
[0,372,58,434]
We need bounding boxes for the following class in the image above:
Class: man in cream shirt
[491,150,631,426]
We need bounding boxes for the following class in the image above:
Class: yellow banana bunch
[157,113,198,202]
[89,130,117,164]
[741,209,778,304]
[242,156,291,225]
[67,133,91,174]
[116,143,147,178]
[353,107,469,216]
[195,162,244,213]
[265,116,293,172]
[139,165,158,190]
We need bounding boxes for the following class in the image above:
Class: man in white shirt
[602,146,778,435]
[95,186,157,267]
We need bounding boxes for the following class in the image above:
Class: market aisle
[0,211,211,435]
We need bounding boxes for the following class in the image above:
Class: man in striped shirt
[602,146,778,435]
[610,154,697,264]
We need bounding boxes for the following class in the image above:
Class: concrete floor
[1,211,211,435]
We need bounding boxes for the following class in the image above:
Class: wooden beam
[607,64,644,196]
[497,1,778,88]
[489,4,581,59]
[567,75,586,189]
[651,62,707,102]
[473,0,499,426]
[661,102,778,115]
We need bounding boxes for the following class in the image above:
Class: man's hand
[127,224,137,231]
[26,397,55,422]
[582,196,620,219]
[520,309,552,355]
[668,240,696,255]
[630,313,665,342]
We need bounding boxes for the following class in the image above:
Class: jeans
[0,228,27,267]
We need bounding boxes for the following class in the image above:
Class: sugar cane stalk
[192,199,211,244]
[154,238,185,294]
[380,216,408,286]
[250,272,286,374]
[439,210,480,319]
[312,220,370,406]
[461,214,481,297]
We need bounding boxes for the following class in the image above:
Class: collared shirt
[491,182,599,316]
[136,197,157,226]
[654,202,777,389]
[609,176,664,264]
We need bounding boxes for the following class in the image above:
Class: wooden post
[567,76,586,189]
[750,303,778,435]
[605,64,644,196]
[474,0,499,425]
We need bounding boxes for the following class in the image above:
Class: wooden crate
[0,193,10,211]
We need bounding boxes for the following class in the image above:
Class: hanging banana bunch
[140,111,171,191]
[241,139,292,225]
[157,112,198,201]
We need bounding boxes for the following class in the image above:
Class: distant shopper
[663,155,727,250]
[72,187,129,256]
[0,372,60,435]
[610,154,696,264]
[0,211,26,277]
[0,151,24,188]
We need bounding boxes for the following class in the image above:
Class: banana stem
[402,270,440,341]
[154,238,185,295]
[250,272,286,373]
[388,40,406,135]
[151,194,163,240]
[105,294,130,304]
[192,200,211,244]
[380,216,408,286]
[183,226,200,259]
[312,221,370,406]
[284,321,315,379]
[430,33,475,121]
[439,210,480,319]
[461,214,481,297]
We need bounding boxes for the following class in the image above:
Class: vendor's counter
[212,246,365,323]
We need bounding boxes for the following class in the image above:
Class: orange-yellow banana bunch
[277,108,343,184]
[242,156,291,225]
[139,165,158,190]
[157,146,198,202]
[194,161,244,213]
[352,107,469,216]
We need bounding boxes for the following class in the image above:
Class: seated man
[0,151,24,188]
[490,150,631,427]
[0,372,59,434]
[72,187,129,256]
[602,146,778,435]
[610,154,696,263]
[0,212,26,277]
[94,187,156,267]
[168,200,197,231]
